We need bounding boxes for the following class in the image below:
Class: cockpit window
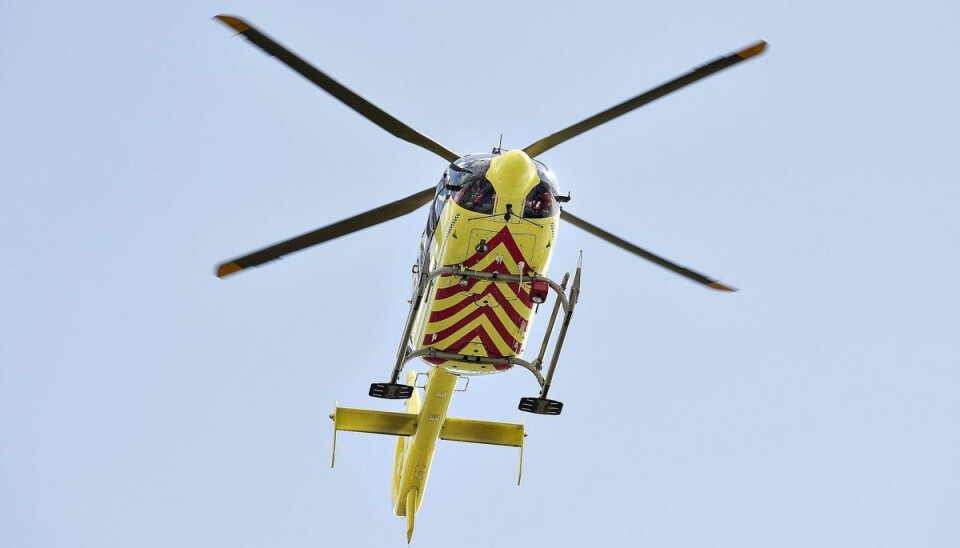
[534,160,560,190]
[523,181,559,218]
[453,171,496,214]
[445,153,563,217]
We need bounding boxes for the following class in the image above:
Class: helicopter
[213,15,765,542]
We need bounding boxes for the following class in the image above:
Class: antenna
[493,134,503,154]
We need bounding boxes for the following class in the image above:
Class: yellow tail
[330,369,525,541]
[393,371,421,505]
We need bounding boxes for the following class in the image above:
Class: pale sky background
[2,1,958,547]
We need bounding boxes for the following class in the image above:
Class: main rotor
[214,14,765,290]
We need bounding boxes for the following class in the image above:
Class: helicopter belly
[416,222,550,374]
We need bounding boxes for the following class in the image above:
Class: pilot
[524,185,555,218]
[455,178,496,213]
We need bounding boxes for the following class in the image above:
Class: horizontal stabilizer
[331,406,526,484]
[440,417,525,447]
[331,406,525,444]
[332,406,417,436]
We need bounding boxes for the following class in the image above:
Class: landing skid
[373,256,582,414]
[368,382,414,400]
[518,397,563,415]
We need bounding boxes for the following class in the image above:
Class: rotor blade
[523,41,766,158]
[217,187,435,278]
[560,209,736,291]
[215,15,460,163]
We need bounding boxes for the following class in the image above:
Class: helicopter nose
[486,149,539,194]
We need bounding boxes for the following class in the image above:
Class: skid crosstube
[375,258,582,412]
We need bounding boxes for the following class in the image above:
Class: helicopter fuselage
[410,150,560,375]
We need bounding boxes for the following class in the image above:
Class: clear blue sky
[2,1,958,546]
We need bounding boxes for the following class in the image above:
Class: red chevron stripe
[422,227,534,371]
[463,227,528,268]
[422,305,521,350]
[434,270,531,303]
[423,328,513,371]
[429,283,528,324]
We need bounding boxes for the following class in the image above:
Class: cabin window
[433,192,447,221]
[426,202,438,234]
[453,173,496,214]
[523,181,558,218]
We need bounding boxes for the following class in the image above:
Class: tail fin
[405,487,418,543]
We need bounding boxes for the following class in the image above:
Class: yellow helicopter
[213,15,765,542]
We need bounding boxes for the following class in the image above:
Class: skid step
[369,382,414,400]
[518,397,563,415]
